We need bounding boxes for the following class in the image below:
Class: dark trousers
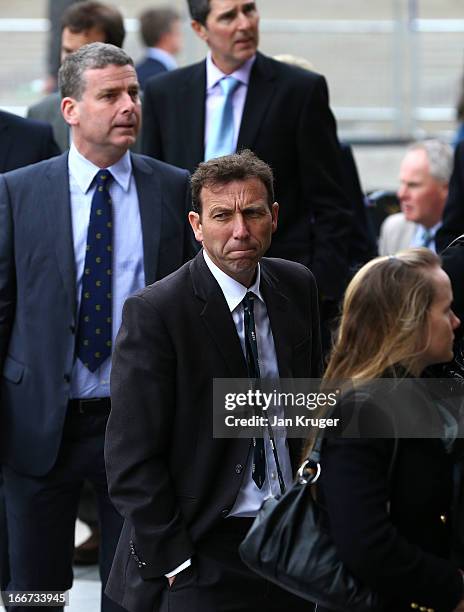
[158,518,314,612]
[3,409,124,612]
[0,470,9,591]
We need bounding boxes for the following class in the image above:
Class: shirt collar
[206,51,255,91]
[146,47,177,71]
[419,221,442,236]
[68,143,132,194]
[202,249,262,312]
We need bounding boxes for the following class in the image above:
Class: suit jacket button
[69,325,75,334]
[235,464,243,474]
[221,509,229,518]
[64,374,70,383]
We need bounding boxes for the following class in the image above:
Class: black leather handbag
[239,418,397,611]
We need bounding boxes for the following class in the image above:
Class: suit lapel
[237,53,277,150]
[178,62,206,169]
[44,153,77,316]
[260,263,293,378]
[190,253,248,377]
[131,154,161,286]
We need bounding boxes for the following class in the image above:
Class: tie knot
[95,169,113,188]
[220,76,240,97]
[421,228,433,247]
[243,291,255,311]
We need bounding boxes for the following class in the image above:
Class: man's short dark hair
[59,42,134,99]
[62,1,125,48]
[186,0,211,25]
[139,7,180,47]
[191,150,275,214]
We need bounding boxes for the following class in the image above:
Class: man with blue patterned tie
[0,43,194,611]
[105,150,322,611]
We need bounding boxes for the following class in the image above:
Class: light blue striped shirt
[68,144,145,398]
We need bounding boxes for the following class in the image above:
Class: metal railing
[0,10,461,139]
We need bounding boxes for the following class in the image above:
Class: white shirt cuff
[165,558,191,578]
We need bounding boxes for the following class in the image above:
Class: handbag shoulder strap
[305,388,399,485]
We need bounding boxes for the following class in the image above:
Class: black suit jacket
[105,252,322,611]
[142,52,351,300]
[435,141,464,252]
[0,152,194,476]
[0,110,59,173]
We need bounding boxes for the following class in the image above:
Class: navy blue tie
[76,169,113,372]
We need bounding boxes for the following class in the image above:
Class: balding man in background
[379,139,452,255]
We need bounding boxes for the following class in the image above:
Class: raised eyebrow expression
[217,2,257,21]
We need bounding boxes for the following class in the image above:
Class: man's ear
[61,97,79,126]
[191,19,208,43]
[271,202,279,233]
[188,211,204,243]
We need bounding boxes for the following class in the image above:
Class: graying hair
[58,42,134,100]
[408,139,453,183]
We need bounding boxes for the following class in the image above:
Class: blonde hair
[324,248,441,382]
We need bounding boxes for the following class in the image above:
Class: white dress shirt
[202,250,293,516]
[166,250,294,577]
[68,144,145,398]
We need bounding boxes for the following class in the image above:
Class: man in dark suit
[0,110,59,593]
[142,0,351,308]
[0,43,193,611]
[105,149,321,612]
[135,7,182,90]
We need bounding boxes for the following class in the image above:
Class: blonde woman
[316,248,464,612]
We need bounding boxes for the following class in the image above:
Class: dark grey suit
[27,93,68,153]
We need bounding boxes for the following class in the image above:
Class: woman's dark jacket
[319,381,463,612]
